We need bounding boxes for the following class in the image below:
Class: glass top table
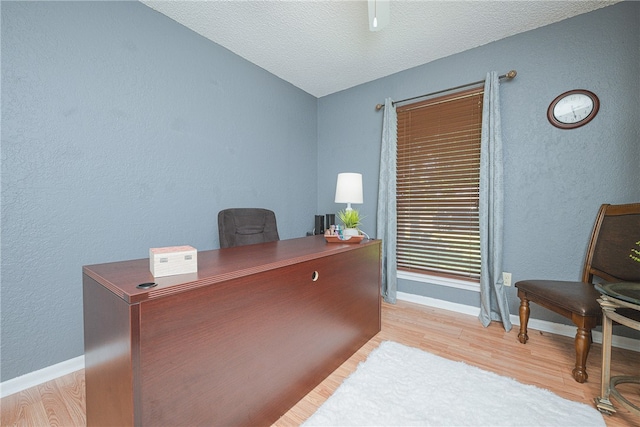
[595,282,640,305]
[594,282,640,417]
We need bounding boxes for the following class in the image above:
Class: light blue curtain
[377,97,398,303]
[478,72,512,331]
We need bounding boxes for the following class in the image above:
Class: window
[396,87,483,283]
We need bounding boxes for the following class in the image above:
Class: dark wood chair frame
[516,203,640,383]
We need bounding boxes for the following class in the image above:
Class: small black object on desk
[137,282,157,289]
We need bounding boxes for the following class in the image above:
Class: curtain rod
[375,70,517,111]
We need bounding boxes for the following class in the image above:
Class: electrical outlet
[502,272,512,287]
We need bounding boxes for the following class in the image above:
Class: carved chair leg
[572,327,591,383]
[518,298,529,344]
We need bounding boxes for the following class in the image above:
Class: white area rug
[303,341,605,426]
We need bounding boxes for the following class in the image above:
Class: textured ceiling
[140,0,619,97]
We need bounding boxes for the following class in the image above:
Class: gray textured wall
[317,2,640,324]
[2,1,639,383]
[1,2,317,381]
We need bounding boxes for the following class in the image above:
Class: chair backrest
[218,208,280,248]
[582,203,640,283]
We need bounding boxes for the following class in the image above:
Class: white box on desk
[150,245,197,277]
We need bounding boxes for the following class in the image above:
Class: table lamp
[335,173,363,211]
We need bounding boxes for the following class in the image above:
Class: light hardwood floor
[2,300,639,426]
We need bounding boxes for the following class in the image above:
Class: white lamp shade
[335,173,363,204]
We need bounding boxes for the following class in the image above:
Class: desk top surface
[83,235,380,304]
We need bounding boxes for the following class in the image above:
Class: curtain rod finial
[375,103,384,111]
[506,70,517,79]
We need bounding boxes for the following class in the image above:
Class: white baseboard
[3,294,638,399]
[0,355,85,398]
[396,291,640,352]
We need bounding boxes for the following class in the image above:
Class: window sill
[397,270,480,293]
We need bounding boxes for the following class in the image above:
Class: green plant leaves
[337,209,363,229]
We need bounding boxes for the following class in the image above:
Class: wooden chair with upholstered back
[218,208,280,248]
[515,203,640,383]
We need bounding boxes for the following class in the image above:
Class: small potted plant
[337,209,363,237]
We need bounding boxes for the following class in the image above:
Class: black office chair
[218,208,280,248]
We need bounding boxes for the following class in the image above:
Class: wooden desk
[83,236,381,426]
